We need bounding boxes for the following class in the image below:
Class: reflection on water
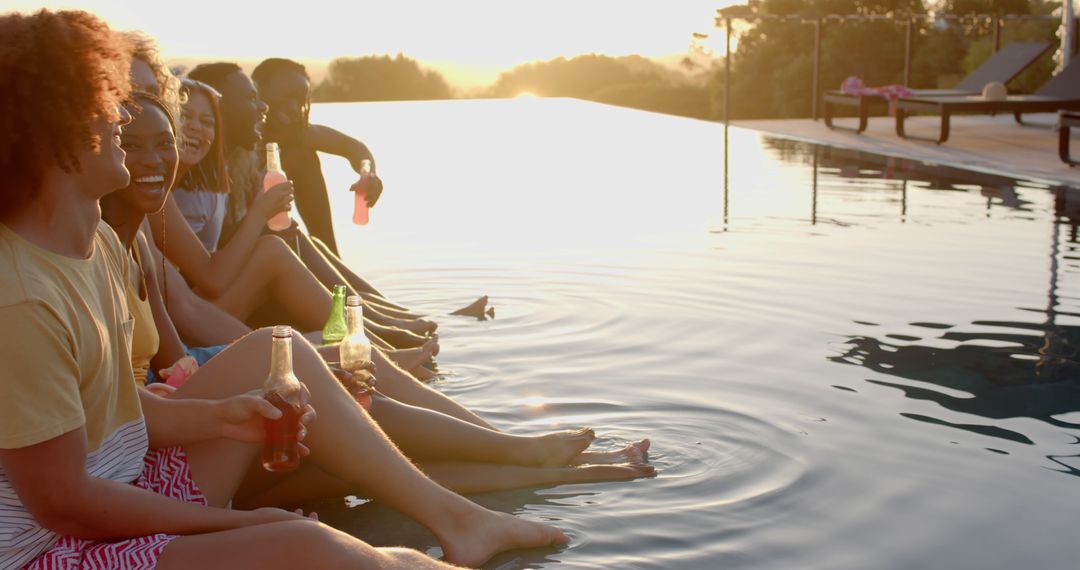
[309,99,1080,569]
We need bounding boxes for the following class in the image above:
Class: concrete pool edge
[733,114,1080,190]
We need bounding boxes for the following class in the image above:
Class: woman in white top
[172,79,228,252]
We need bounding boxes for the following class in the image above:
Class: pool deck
[734,113,1080,188]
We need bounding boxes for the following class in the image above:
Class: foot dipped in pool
[451,295,493,320]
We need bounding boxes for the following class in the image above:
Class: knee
[254,235,296,267]
[277,520,379,567]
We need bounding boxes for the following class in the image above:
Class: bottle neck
[266,145,283,173]
[329,291,346,312]
[268,334,294,383]
[345,303,364,336]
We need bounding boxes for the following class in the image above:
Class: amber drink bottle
[262,325,304,471]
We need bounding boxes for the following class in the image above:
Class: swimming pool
[308,98,1080,569]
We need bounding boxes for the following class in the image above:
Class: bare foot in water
[450,295,491,320]
[508,428,596,468]
[571,439,651,466]
[410,364,438,381]
[437,509,568,567]
[385,338,439,371]
[566,462,656,482]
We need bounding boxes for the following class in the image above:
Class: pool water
[308,98,1080,569]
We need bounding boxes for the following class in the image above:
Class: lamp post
[1063,0,1075,72]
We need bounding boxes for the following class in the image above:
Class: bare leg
[383,340,438,371]
[367,319,430,349]
[368,395,595,467]
[372,348,492,428]
[237,460,653,508]
[418,461,654,494]
[305,234,393,303]
[158,520,455,569]
[409,365,438,381]
[173,328,567,567]
[361,292,426,320]
[208,235,331,332]
[365,302,438,335]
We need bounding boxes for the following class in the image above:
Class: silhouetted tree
[312,54,452,102]
[487,54,716,119]
[718,0,1056,119]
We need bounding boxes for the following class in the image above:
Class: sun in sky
[8,0,736,87]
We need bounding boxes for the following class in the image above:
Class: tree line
[310,0,1060,121]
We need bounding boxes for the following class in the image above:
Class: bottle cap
[346,295,362,307]
[272,325,293,338]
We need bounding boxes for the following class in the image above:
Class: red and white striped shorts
[25,446,207,570]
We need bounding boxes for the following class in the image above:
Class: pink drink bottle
[263,142,292,231]
[351,159,372,225]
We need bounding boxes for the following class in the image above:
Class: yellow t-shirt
[127,241,159,387]
[0,221,148,568]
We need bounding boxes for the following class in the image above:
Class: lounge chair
[894,57,1080,144]
[1060,110,1080,166]
[823,41,1050,133]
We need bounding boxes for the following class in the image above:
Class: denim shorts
[147,343,228,384]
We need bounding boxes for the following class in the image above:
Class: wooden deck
[734,112,1080,188]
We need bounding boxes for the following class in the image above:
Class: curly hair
[124,30,183,118]
[0,10,131,219]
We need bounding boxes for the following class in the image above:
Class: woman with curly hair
[0,10,568,569]
[125,30,183,117]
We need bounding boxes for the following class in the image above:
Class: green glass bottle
[321,284,348,344]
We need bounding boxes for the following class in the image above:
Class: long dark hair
[178,78,229,195]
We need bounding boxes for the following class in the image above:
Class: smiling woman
[100,92,185,386]
[172,79,230,251]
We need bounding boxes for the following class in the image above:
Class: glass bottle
[261,325,304,472]
[263,142,292,231]
[351,159,372,226]
[339,296,374,407]
[321,284,348,344]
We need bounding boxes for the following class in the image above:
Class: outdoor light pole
[1063,0,1075,71]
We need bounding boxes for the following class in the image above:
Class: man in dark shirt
[253,57,383,256]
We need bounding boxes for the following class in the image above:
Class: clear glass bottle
[263,142,292,231]
[339,296,374,407]
[321,284,348,344]
[261,325,303,472]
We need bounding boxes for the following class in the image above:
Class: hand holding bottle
[214,390,314,452]
[263,142,293,231]
[339,296,375,408]
[262,326,309,471]
[351,159,373,225]
[251,179,294,223]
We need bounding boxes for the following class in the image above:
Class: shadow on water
[808,157,1080,472]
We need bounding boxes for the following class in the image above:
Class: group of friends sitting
[0,9,654,569]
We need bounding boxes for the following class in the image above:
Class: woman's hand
[213,389,317,455]
[250,180,295,222]
[325,360,376,398]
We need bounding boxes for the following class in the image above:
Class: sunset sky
[9,1,737,87]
